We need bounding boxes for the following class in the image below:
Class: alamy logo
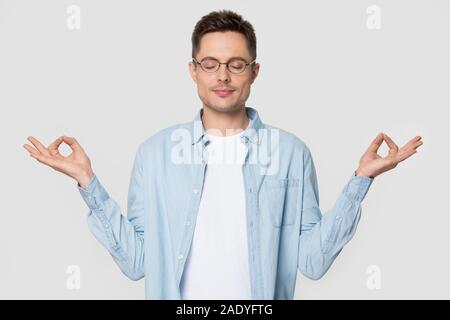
[170,122,280,175]
[66,265,81,290]
[366,5,382,30]
[66,5,81,30]
[366,265,381,290]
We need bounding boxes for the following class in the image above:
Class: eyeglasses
[192,57,256,74]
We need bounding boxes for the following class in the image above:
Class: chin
[208,103,240,113]
[213,98,244,111]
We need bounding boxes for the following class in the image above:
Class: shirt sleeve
[77,145,146,281]
[297,147,373,280]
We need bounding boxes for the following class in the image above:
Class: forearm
[298,173,373,280]
[78,175,145,281]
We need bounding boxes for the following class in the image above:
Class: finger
[382,133,399,153]
[396,148,418,163]
[396,139,422,162]
[27,136,50,156]
[61,136,81,151]
[410,140,424,150]
[367,132,384,153]
[23,144,40,156]
[407,135,422,143]
[400,135,422,150]
[399,138,424,154]
[48,136,64,156]
[30,153,60,168]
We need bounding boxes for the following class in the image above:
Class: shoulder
[138,121,192,153]
[262,123,312,159]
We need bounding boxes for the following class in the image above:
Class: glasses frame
[192,57,256,74]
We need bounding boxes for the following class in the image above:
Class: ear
[188,60,197,83]
[250,63,260,84]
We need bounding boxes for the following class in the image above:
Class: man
[23,10,423,299]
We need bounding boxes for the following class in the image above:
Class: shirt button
[193,189,199,194]
[177,254,184,260]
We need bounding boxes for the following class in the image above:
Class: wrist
[355,169,375,179]
[77,169,94,189]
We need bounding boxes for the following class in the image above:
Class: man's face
[189,31,260,114]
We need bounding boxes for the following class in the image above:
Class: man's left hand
[355,132,423,179]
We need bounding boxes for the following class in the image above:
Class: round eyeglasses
[192,57,256,74]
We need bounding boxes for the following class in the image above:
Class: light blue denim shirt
[77,107,373,299]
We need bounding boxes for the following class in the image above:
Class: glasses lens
[200,59,219,72]
[228,60,246,73]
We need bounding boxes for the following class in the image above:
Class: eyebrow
[199,56,250,62]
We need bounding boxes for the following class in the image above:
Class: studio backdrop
[0,0,449,299]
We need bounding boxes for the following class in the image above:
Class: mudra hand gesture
[23,135,94,189]
[356,133,423,178]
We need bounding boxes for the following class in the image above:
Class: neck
[201,106,249,137]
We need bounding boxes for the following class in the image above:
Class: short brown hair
[191,10,257,61]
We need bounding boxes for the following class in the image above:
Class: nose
[216,63,231,83]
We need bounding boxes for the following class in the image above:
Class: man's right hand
[23,135,94,189]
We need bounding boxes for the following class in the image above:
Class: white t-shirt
[180,130,252,300]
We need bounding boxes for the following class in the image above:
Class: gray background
[0,0,449,299]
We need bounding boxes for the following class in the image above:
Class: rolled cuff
[77,175,110,210]
[342,171,374,202]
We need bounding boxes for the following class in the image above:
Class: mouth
[213,89,234,97]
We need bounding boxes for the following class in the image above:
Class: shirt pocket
[261,178,299,227]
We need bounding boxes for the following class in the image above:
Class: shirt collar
[191,107,264,146]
